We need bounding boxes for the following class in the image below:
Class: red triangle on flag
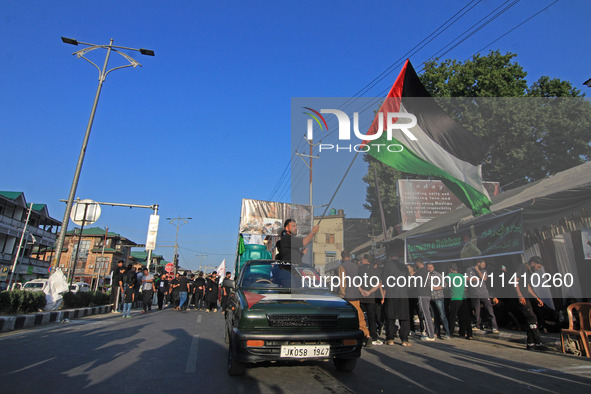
[243,291,266,309]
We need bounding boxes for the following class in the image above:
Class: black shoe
[364,338,372,348]
[534,344,550,351]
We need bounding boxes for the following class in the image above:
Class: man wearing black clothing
[359,254,383,346]
[194,271,206,310]
[382,256,411,346]
[110,260,125,312]
[278,219,318,264]
[157,274,169,310]
[178,273,190,311]
[515,256,548,351]
[170,273,181,310]
[221,271,233,312]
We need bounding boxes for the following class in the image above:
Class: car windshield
[239,261,327,290]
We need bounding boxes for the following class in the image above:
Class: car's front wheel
[227,340,245,376]
[333,357,357,372]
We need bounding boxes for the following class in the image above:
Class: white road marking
[7,357,56,374]
[185,335,200,373]
[197,315,202,323]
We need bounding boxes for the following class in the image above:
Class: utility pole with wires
[295,136,321,212]
[167,216,191,274]
[195,254,207,272]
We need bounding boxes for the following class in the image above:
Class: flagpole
[316,150,361,227]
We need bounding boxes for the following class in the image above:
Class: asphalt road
[1,307,590,394]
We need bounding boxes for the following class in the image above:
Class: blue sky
[1,0,589,270]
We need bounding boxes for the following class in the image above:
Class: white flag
[216,259,226,285]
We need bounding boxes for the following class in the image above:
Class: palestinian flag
[363,60,491,215]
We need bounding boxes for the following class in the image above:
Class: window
[69,240,91,266]
[325,252,336,264]
[325,234,335,244]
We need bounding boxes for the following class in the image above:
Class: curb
[0,304,113,333]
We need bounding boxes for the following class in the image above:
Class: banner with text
[398,179,500,231]
[405,209,523,263]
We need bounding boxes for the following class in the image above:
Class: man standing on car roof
[278,219,319,264]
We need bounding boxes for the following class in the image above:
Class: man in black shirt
[221,271,233,312]
[156,274,169,310]
[278,219,318,264]
[178,273,190,311]
[515,256,548,351]
[359,254,383,346]
[194,271,206,310]
[110,260,125,312]
[170,273,181,310]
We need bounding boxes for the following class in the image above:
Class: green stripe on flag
[368,140,491,216]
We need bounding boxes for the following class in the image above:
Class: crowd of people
[336,250,551,351]
[109,260,234,316]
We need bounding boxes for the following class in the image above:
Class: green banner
[406,209,523,263]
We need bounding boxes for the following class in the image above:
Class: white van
[69,282,91,293]
[22,279,49,292]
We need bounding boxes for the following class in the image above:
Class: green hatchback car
[225,259,363,376]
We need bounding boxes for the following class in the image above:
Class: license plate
[280,345,330,358]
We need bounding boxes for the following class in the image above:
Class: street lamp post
[52,37,155,272]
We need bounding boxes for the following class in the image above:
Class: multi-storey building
[0,191,61,286]
[37,227,137,287]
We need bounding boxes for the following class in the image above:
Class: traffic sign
[71,199,101,226]
[165,263,175,273]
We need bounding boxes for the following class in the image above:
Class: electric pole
[167,216,191,274]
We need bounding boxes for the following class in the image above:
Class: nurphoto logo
[303,106,417,153]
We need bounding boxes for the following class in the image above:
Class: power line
[466,0,559,60]
[266,0,482,199]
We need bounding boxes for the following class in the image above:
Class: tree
[362,155,402,233]
[363,50,591,224]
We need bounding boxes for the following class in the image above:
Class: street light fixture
[61,37,78,46]
[52,37,155,272]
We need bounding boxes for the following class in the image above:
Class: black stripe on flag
[400,61,489,166]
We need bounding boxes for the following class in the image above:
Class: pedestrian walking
[338,251,370,346]
[178,272,190,311]
[221,271,232,312]
[447,264,472,339]
[194,271,206,310]
[205,271,219,312]
[157,274,169,310]
[359,254,383,346]
[427,263,451,339]
[110,260,124,313]
[122,283,135,318]
[515,256,549,351]
[382,255,411,347]
[415,260,436,341]
[170,273,181,310]
[141,268,155,313]
[467,259,500,333]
